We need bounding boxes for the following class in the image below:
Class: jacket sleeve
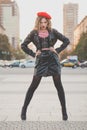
[53,29,70,54]
[21,30,36,57]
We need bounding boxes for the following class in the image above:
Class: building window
[12,5,16,16]
[12,37,15,48]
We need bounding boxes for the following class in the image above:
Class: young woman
[21,12,70,121]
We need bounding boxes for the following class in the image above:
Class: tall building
[63,3,78,50]
[0,24,5,34]
[74,16,87,48]
[0,0,19,49]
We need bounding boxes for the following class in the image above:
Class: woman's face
[40,18,48,30]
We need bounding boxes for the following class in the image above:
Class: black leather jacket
[21,28,70,57]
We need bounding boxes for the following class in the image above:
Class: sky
[15,0,87,41]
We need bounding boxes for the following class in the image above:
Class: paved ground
[0,121,87,130]
[0,67,87,129]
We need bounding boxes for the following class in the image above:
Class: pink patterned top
[38,30,49,38]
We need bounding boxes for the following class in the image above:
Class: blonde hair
[33,16,52,31]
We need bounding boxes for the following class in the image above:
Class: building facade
[0,24,5,34]
[74,16,87,48]
[0,0,19,49]
[63,3,78,50]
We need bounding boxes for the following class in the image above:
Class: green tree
[12,47,26,60]
[0,34,12,60]
[0,34,26,60]
[71,33,87,61]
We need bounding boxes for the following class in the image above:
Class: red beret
[37,12,51,19]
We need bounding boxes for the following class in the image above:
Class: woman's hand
[36,50,41,57]
[49,47,57,54]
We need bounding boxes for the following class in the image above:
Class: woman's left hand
[36,50,41,57]
[49,47,57,54]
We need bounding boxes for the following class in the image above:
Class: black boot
[62,113,68,121]
[62,108,68,121]
[21,107,26,120]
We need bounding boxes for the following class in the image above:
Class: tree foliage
[59,49,69,61]
[0,34,12,60]
[0,34,26,60]
[71,33,87,61]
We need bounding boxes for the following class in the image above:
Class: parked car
[19,60,35,68]
[0,60,5,67]
[60,59,80,68]
[8,61,21,68]
[80,61,87,68]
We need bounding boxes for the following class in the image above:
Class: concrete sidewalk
[0,67,87,129]
[0,121,87,130]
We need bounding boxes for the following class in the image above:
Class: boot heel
[21,107,26,120]
[62,108,68,121]
[62,114,68,121]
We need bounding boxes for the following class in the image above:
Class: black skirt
[34,50,61,77]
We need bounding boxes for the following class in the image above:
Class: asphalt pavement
[0,67,87,130]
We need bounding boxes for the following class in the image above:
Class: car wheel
[21,65,25,68]
[72,65,77,68]
[81,65,85,68]
[9,65,13,68]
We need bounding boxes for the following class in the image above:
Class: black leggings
[22,74,67,112]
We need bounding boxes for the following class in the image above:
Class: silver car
[19,60,35,68]
[80,61,87,68]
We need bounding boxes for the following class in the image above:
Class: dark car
[80,61,87,68]
[8,61,20,67]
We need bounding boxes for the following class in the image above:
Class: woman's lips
[42,26,45,28]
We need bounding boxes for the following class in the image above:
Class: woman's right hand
[36,50,41,57]
[49,47,57,54]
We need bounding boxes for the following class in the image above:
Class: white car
[80,61,87,68]
[19,60,35,68]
